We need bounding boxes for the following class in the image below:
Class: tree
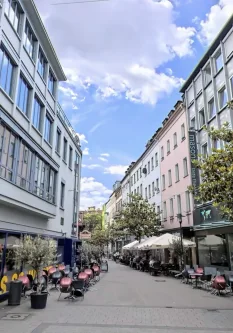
[169,237,188,270]
[89,226,109,247]
[83,212,102,233]
[189,122,233,220]
[114,194,160,243]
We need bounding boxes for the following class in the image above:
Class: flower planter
[30,292,48,309]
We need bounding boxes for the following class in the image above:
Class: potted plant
[14,235,57,309]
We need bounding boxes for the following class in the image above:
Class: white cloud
[104,165,128,176]
[80,177,112,210]
[98,157,108,162]
[196,0,233,45]
[89,121,104,134]
[101,153,110,157]
[82,164,101,170]
[77,133,88,144]
[83,147,89,155]
[36,0,195,105]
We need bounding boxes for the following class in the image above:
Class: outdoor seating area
[117,233,233,297]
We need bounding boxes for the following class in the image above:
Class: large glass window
[32,96,43,131]
[24,22,36,59]
[48,70,55,96]
[0,46,14,96]
[17,75,30,115]
[5,0,21,33]
[0,233,6,277]
[44,113,52,144]
[0,126,16,182]
[16,142,33,190]
[4,234,21,278]
[197,235,228,268]
[37,48,46,79]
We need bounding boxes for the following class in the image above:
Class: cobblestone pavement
[1,261,233,333]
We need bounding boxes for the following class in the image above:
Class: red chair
[58,277,72,301]
[58,265,65,271]
[18,275,31,298]
[78,272,89,291]
[93,265,100,282]
[212,275,226,295]
[84,269,94,280]
[48,267,56,276]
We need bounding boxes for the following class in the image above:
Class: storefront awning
[194,221,233,231]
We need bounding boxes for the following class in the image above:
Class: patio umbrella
[136,236,159,250]
[198,235,223,247]
[122,239,145,250]
[150,233,196,249]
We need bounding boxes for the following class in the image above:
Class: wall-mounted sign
[189,131,200,203]
[80,230,91,240]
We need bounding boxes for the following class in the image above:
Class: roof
[180,14,233,93]
[23,0,66,81]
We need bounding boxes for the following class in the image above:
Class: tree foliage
[189,122,233,219]
[114,194,160,243]
[83,212,102,232]
[89,225,109,247]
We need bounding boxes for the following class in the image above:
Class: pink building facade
[158,101,193,232]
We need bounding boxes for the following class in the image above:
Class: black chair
[70,279,85,301]
[50,271,62,291]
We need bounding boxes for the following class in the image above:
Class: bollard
[8,280,22,306]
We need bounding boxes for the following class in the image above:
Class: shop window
[197,234,228,268]
[4,234,21,278]
[0,233,6,276]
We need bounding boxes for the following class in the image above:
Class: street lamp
[177,213,185,268]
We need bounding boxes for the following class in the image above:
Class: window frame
[63,137,68,162]
[161,146,164,161]
[32,95,43,132]
[17,73,30,116]
[48,69,56,96]
[170,198,174,217]
[190,117,195,129]
[69,145,73,170]
[202,142,208,158]
[185,191,191,213]
[167,140,170,154]
[162,174,165,190]
[214,49,223,73]
[0,45,14,97]
[24,20,36,60]
[181,123,185,140]
[199,108,205,128]
[163,201,167,220]
[44,112,53,144]
[4,0,22,34]
[173,132,177,148]
[168,169,172,186]
[183,157,188,177]
[175,163,179,182]
[37,47,47,80]
[208,98,216,119]
[177,194,181,214]
[60,182,65,208]
[55,127,61,154]
[218,86,227,110]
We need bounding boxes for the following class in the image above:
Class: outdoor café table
[189,272,203,289]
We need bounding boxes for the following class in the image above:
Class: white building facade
[0,0,82,293]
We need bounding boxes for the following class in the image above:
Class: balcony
[0,178,56,218]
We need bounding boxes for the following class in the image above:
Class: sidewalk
[0,261,233,333]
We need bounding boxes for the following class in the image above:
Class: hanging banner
[189,130,200,203]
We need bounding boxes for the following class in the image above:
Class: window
[161,146,164,160]
[173,132,177,148]
[202,143,208,158]
[44,113,52,144]
[137,170,139,181]
[212,138,220,150]
[17,75,30,115]
[204,63,211,86]
[156,178,159,191]
[155,153,158,166]
[38,48,46,79]
[168,169,172,186]
[137,186,139,194]
[0,47,14,96]
[0,125,16,182]
[215,50,223,73]
[48,70,55,96]
[163,201,167,220]
[69,146,73,169]
[152,182,155,196]
[140,167,142,178]
[199,109,205,128]
[157,206,160,215]
[145,187,148,199]
[170,198,174,217]
[148,161,150,174]
[24,22,36,59]
[60,217,64,226]
[208,98,216,119]
[181,124,185,140]
[5,0,21,33]
[177,194,181,214]
[162,174,165,190]
[60,182,65,208]
[17,142,32,190]
[149,185,151,198]
[183,158,188,177]
[190,117,195,129]
[134,173,136,184]
[134,189,136,195]
[140,184,142,195]
[175,164,179,182]
[185,191,191,212]
[218,86,227,109]
[130,176,133,186]
[63,138,68,161]
[151,157,154,170]
[230,76,233,98]
[32,96,42,131]
[55,127,61,153]
[167,140,170,154]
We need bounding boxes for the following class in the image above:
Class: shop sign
[189,131,200,203]
[80,230,91,240]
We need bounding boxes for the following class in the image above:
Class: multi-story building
[180,14,233,269]
[0,0,82,294]
[158,101,193,238]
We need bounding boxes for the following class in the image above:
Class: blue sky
[36,0,233,209]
